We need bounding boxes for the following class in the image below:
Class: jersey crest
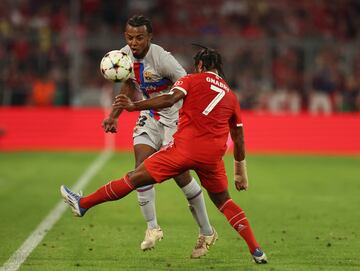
[144,70,153,81]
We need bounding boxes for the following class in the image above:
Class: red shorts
[144,143,228,193]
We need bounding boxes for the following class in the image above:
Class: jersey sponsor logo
[140,78,172,95]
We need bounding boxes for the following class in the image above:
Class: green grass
[0,152,359,270]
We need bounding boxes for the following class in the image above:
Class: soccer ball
[100,50,132,82]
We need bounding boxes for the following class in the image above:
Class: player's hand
[235,175,248,191]
[234,160,249,191]
[113,94,135,111]
[102,117,118,133]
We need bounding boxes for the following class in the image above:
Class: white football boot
[140,227,164,251]
[191,227,218,258]
[60,185,87,217]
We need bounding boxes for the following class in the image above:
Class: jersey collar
[205,71,223,80]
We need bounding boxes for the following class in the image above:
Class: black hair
[192,44,225,77]
[127,15,153,33]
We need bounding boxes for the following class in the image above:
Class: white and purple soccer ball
[100,50,132,82]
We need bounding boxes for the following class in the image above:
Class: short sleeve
[158,51,187,82]
[170,75,192,95]
[228,93,243,128]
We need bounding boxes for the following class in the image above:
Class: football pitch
[0,151,359,271]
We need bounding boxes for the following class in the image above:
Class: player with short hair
[101,15,216,257]
[61,46,267,263]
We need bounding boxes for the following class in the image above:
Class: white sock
[136,185,158,229]
[182,178,213,236]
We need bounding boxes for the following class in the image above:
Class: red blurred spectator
[30,73,56,106]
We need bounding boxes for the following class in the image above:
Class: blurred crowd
[0,0,360,113]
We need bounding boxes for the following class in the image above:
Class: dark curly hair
[127,15,153,34]
[193,45,225,77]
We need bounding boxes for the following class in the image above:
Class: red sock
[80,176,134,209]
[219,199,259,253]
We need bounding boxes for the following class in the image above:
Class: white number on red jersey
[202,84,226,115]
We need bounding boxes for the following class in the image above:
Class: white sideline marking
[0,150,113,271]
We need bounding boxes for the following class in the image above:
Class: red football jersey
[171,71,242,162]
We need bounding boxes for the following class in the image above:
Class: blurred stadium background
[1,0,360,111]
[0,0,359,152]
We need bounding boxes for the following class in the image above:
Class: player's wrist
[234,160,247,181]
[123,102,134,112]
[131,101,142,111]
[108,115,118,121]
[109,110,121,119]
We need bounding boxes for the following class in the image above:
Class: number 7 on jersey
[202,84,226,115]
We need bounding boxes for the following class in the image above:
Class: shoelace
[146,229,158,239]
[194,236,206,249]
[68,189,82,200]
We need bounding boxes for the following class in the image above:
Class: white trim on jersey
[237,123,243,127]
[205,71,224,80]
[171,86,187,95]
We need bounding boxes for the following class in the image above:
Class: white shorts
[133,113,177,150]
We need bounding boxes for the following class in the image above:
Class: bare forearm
[133,94,175,111]
[113,88,185,112]
[230,127,246,161]
[109,107,123,119]
[231,126,249,191]
[233,142,245,161]
[110,79,137,118]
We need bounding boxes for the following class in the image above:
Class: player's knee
[127,170,135,178]
[173,171,192,188]
[128,167,156,188]
[208,190,231,209]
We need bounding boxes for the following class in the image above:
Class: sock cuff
[218,199,233,212]
[181,178,201,199]
[188,189,202,201]
[123,175,134,190]
[136,184,154,193]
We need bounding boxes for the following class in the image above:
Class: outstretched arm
[113,88,185,112]
[102,78,138,133]
[229,125,249,191]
